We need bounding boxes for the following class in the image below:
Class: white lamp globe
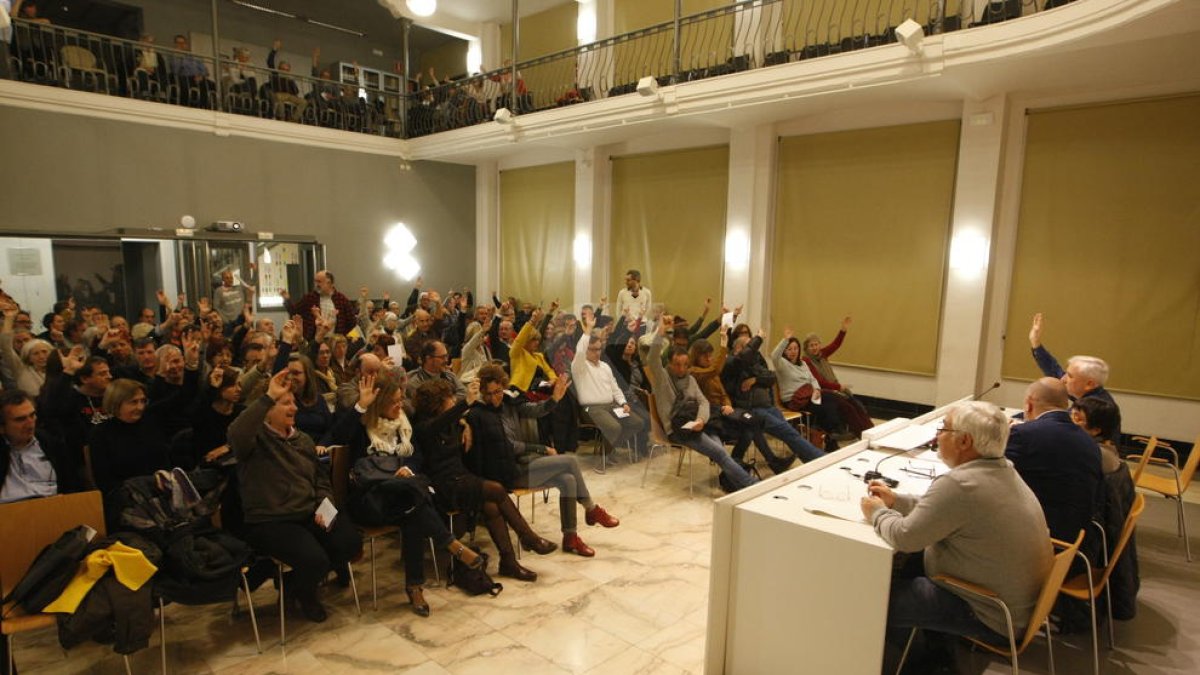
[407,0,436,17]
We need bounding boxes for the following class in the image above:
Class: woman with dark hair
[324,374,482,616]
[772,328,842,450]
[285,353,333,441]
[1069,397,1123,474]
[410,378,553,582]
[191,366,244,468]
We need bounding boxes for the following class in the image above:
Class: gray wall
[0,107,476,297]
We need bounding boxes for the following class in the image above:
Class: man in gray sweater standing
[860,401,1052,668]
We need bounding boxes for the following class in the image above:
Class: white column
[479,22,502,71]
[725,124,777,330]
[475,160,500,297]
[933,95,1008,405]
[574,145,612,312]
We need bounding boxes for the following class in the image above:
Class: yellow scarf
[43,541,158,614]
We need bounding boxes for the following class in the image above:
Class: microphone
[973,381,1001,400]
[864,454,903,488]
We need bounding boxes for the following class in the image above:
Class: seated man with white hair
[1027,313,1120,441]
[861,401,1053,669]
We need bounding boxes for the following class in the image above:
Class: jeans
[887,576,1010,647]
[669,430,756,490]
[517,454,594,533]
[754,407,824,462]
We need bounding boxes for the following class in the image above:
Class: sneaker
[584,505,620,528]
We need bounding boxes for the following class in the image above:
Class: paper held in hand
[316,497,338,530]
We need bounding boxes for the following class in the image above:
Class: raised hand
[62,345,87,375]
[197,296,211,313]
[552,374,571,402]
[783,326,794,340]
[209,366,225,389]
[156,289,169,306]
[841,315,852,332]
[358,373,378,409]
[360,285,369,299]
[1028,313,1043,348]
[465,380,480,405]
[267,368,290,401]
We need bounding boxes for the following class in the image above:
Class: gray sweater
[647,333,709,435]
[871,457,1053,636]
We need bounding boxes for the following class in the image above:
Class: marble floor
[11,445,1200,674]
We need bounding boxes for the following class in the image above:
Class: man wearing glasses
[860,401,1052,670]
[405,340,466,403]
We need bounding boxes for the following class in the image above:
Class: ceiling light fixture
[406,0,437,18]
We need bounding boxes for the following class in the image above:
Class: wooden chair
[0,491,130,675]
[1058,493,1146,675]
[897,531,1084,675]
[329,445,433,609]
[637,389,704,497]
[1128,434,1199,562]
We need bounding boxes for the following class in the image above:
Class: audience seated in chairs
[87,378,174,497]
[409,378,552,582]
[801,317,875,437]
[771,328,843,450]
[646,315,757,492]
[467,365,620,558]
[323,373,483,617]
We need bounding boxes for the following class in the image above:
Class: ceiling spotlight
[493,107,514,124]
[636,75,660,98]
[895,19,925,55]
[406,0,437,18]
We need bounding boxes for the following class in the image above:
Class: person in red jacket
[282,270,356,340]
[802,316,873,437]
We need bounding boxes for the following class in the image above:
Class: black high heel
[405,585,430,617]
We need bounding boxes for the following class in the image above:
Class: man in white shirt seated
[860,401,1053,671]
[571,316,646,453]
[0,390,83,503]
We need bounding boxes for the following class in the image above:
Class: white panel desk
[704,402,963,674]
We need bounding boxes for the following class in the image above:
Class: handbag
[448,547,502,597]
[351,454,404,485]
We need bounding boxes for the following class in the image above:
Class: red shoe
[562,533,595,557]
[585,505,620,528]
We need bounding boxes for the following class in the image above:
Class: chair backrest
[1178,434,1200,490]
[60,45,97,69]
[0,491,105,598]
[1129,436,1159,483]
[329,445,350,509]
[1094,493,1146,589]
[1018,531,1084,652]
[638,389,673,447]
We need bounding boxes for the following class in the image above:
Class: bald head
[1025,377,1069,418]
[358,353,382,376]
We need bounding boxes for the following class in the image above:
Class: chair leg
[370,537,378,611]
[429,537,441,586]
[1177,496,1192,562]
[894,627,917,675]
[240,571,262,654]
[1084,565,1098,675]
[641,443,660,487]
[277,564,286,646]
[346,562,361,616]
[6,634,13,675]
[1042,618,1052,675]
[1104,584,1115,649]
[158,596,167,675]
[123,654,133,675]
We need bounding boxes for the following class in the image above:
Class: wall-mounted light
[576,1,597,44]
[724,229,750,271]
[573,233,592,269]
[406,0,437,18]
[494,107,514,124]
[383,222,421,280]
[637,76,660,99]
[949,230,989,277]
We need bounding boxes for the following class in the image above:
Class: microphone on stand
[973,381,1001,400]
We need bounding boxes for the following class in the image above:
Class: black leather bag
[447,547,502,597]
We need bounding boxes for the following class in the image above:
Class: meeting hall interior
[1,0,1199,673]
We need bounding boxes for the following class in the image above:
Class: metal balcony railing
[3,1,1075,140]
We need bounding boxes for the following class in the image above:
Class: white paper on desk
[870,420,941,451]
[613,407,630,418]
[316,497,338,530]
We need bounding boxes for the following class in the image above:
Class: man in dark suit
[1006,377,1104,563]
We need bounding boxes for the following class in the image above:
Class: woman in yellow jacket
[508,308,557,394]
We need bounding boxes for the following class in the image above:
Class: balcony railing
[3,0,1073,140]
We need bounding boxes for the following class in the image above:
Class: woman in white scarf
[324,374,481,617]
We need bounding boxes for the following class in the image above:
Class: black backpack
[2,525,93,614]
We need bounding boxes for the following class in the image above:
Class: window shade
[610,146,728,318]
[771,120,960,375]
[1003,94,1200,399]
[499,162,576,307]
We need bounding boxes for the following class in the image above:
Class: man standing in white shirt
[614,269,652,320]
